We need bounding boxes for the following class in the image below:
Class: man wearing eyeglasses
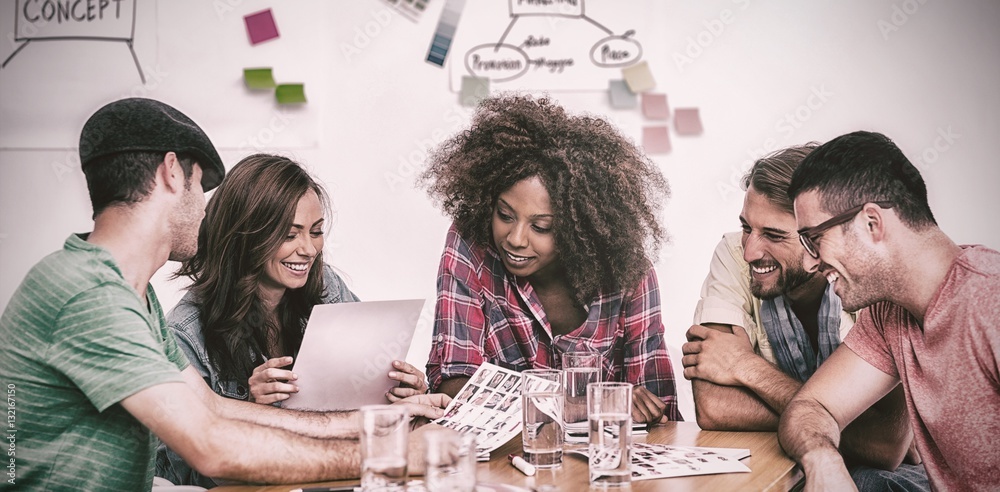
[779,131,1000,491]
[682,145,927,490]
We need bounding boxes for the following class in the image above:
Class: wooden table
[211,422,802,492]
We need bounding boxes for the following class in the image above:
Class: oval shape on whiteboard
[465,44,530,82]
[590,36,643,68]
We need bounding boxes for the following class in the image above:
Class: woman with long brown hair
[156,154,427,488]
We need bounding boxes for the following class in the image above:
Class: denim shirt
[155,263,359,488]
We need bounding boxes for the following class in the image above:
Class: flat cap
[79,98,225,191]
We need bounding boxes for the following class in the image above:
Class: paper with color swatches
[426,0,467,67]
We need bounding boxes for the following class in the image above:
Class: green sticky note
[275,84,306,104]
[243,68,276,89]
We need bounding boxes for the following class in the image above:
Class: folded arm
[684,323,800,430]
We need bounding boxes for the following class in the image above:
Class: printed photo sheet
[570,442,751,481]
[432,362,533,456]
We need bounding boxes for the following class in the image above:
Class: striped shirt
[0,234,187,491]
[426,225,682,419]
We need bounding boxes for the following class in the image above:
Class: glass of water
[360,405,409,491]
[587,382,632,487]
[424,428,477,492]
[521,368,564,469]
[562,352,601,431]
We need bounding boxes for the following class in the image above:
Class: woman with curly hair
[422,94,682,423]
[156,154,430,488]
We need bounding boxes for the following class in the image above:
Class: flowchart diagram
[450,0,648,91]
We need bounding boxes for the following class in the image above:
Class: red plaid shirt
[426,225,682,419]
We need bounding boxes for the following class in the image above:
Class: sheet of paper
[244,9,280,46]
[460,76,490,106]
[609,80,638,109]
[275,84,307,104]
[282,300,423,411]
[622,61,655,93]
[433,362,537,456]
[243,68,276,89]
[569,442,751,481]
[674,107,704,135]
[643,126,671,154]
[642,93,669,120]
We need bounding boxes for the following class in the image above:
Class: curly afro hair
[421,94,670,304]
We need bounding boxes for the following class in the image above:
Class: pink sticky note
[674,108,704,135]
[642,93,669,120]
[643,126,671,154]
[245,9,279,46]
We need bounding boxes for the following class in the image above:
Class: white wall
[2,1,998,421]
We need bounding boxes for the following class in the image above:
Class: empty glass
[360,405,409,491]
[424,428,477,492]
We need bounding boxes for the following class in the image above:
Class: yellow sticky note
[243,68,276,89]
[622,61,655,93]
[275,84,307,104]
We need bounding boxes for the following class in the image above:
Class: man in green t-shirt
[0,98,447,491]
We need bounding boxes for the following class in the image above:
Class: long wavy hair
[421,94,670,304]
[176,154,329,380]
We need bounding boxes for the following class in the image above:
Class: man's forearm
[213,395,358,439]
[202,416,362,483]
[692,379,780,431]
[779,398,844,465]
[736,356,803,415]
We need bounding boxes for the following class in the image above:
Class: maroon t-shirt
[844,245,1000,490]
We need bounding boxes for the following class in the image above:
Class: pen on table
[288,486,358,492]
[508,453,536,476]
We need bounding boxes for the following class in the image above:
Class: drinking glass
[360,405,409,491]
[424,428,477,492]
[587,382,632,487]
[562,352,601,432]
[521,369,564,469]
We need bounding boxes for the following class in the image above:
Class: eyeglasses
[797,201,894,259]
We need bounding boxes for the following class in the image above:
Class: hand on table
[681,324,755,386]
[248,356,298,404]
[386,360,429,402]
[632,386,667,424]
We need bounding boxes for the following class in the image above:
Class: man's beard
[749,261,815,300]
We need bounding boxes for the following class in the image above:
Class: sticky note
[243,68,276,89]
[622,61,655,93]
[643,126,671,154]
[275,84,306,104]
[674,108,704,135]
[460,76,490,107]
[245,9,279,46]
[608,80,637,109]
[642,93,669,120]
